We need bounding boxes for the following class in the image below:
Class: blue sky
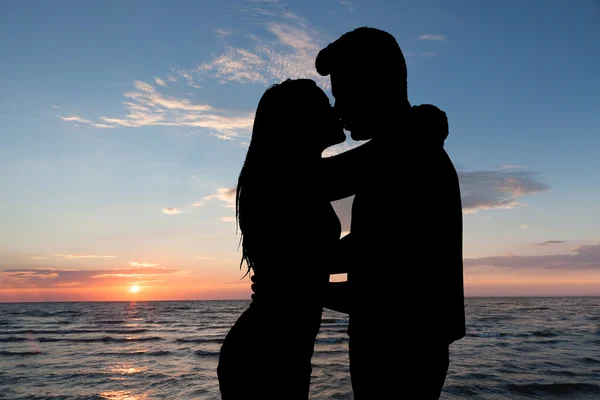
[1,0,599,300]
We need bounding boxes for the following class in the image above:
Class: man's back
[343,118,465,398]
[347,117,465,344]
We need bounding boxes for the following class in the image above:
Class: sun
[129,285,140,293]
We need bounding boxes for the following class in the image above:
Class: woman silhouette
[217,78,346,399]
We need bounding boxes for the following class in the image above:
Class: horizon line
[1,295,599,304]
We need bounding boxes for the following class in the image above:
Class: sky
[0,0,599,302]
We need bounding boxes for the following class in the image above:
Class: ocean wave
[0,328,148,335]
[506,382,600,396]
[315,337,344,344]
[321,318,348,324]
[35,336,162,343]
[0,350,43,356]
[94,350,172,357]
[0,337,28,342]
[194,349,219,357]
[468,328,560,338]
[176,337,223,344]
[581,357,600,365]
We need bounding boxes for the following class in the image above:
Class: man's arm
[323,281,351,314]
[319,140,373,201]
[327,232,355,274]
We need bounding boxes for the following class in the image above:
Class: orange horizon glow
[1,274,600,302]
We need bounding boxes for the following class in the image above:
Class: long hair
[236,78,321,277]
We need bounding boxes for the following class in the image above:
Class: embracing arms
[321,232,356,314]
[318,140,373,201]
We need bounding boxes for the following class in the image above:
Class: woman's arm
[319,140,373,202]
[327,233,355,274]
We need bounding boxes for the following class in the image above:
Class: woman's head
[236,79,345,275]
[250,78,345,158]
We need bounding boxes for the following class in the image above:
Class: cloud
[1,266,179,288]
[464,244,600,271]
[195,22,330,89]
[58,116,114,129]
[58,81,254,140]
[201,187,236,208]
[162,208,182,214]
[54,254,116,259]
[520,224,529,229]
[340,0,355,12]
[153,77,168,87]
[420,52,437,57]
[458,168,549,213]
[128,262,160,267]
[3,270,59,280]
[534,240,565,246]
[328,166,548,231]
[190,201,205,207]
[56,8,329,140]
[500,164,525,169]
[419,34,445,40]
[221,216,236,223]
[216,28,233,37]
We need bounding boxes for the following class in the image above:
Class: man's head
[316,27,409,140]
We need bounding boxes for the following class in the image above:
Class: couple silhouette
[217,27,466,400]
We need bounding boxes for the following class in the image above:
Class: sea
[1,297,599,400]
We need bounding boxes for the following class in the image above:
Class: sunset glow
[0,1,598,302]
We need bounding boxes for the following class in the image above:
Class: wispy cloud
[520,224,529,229]
[3,270,59,280]
[201,187,236,208]
[58,81,254,140]
[500,164,525,169]
[162,208,182,215]
[195,22,330,89]
[153,77,168,87]
[459,168,549,213]
[535,240,565,246]
[465,244,600,270]
[221,216,236,223]
[128,262,160,267]
[330,166,549,231]
[54,254,116,259]
[419,34,445,41]
[340,0,355,12]
[1,266,179,288]
[216,28,233,37]
[59,116,114,129]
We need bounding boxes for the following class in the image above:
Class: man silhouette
[316,27,466,399]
